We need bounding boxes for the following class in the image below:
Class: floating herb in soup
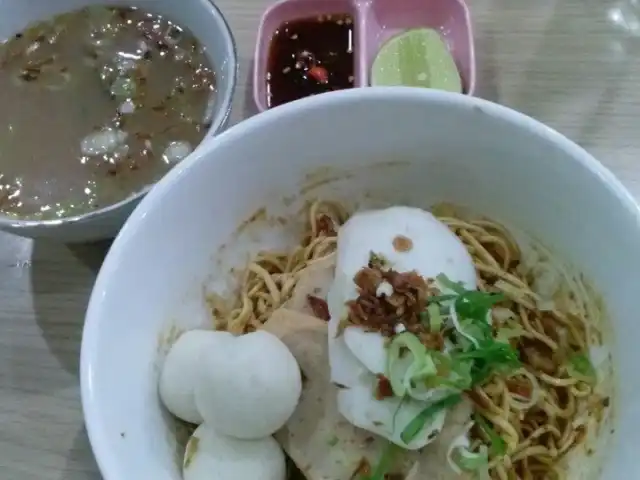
[0,6,215,219]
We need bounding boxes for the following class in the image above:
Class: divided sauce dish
[253,0,475,111]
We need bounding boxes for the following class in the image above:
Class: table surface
[2,0,640,477]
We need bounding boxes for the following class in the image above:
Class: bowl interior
[0,0,236,241]
[82,88,637,479]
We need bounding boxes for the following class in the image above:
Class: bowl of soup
[0,0,236,242]
[81,88,635,480]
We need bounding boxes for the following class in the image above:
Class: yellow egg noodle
[210,200,607,480]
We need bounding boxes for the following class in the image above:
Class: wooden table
[1,0,639,477]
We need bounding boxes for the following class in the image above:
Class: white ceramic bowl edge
[82,88,638,479]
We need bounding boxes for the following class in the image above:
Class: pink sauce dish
[253,0,361,112]
[253,0,476,112]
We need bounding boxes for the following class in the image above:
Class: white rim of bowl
[0,0,238,231]
[81,87,640,479]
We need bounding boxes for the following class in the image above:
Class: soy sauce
[266,14,355,108]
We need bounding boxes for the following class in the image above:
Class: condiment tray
[253,0,475,112]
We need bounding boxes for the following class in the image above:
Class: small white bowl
[82,88,638,479]
[0,0,237,242]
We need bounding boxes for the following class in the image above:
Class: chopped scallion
[360,442,397,480]
[451,444,489,473]
[474,414,507,457]
[400,394,461,444]
[427,303,443,331]
[567,352,596,385]
[495,326,526,344]
[427,294,458,303]
[431,274,521,386]
[387,332,435,397]
[436,273,466,294]
[425,353,473,390]
[392,395,408,432]
[454,340,520,385]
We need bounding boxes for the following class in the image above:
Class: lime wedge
[371,28,463,93]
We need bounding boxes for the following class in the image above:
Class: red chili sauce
[266,14,356,108]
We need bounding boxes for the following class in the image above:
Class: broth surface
[0,6,215,219]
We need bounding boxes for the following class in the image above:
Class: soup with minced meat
[0,6,215,219]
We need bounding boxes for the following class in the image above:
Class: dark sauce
[266,14,355,108]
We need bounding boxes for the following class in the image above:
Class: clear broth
[0,6,215,219]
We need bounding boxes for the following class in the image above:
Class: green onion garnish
[432,274,521,385]
[387,332,436,397]
[424,352,473,390]
[455,291,505,322]
[382,275,522,447]
[400,394,462,444]
[451,444,489,473]
[567,353,597,385]
[475,414,507,457]
[436,273,504,324]
[427,303,443,332]
[495,326,526,344]
[436,273,466,294]
[427,294,458,303]
[392,395,408,432]
[360,442,397,480]
[457,318,492,345]
[454,340,521,386]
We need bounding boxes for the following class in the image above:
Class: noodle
[211,200,607,479]
[441,215,605,479]
[211,200,347,334]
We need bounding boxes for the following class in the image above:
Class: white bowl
[81,88,638,479]
[0,0,237,242]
